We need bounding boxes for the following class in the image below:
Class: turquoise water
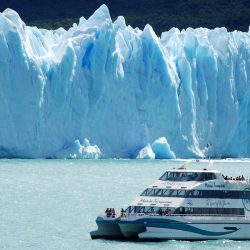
[0,159,250,249]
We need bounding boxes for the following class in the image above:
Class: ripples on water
[0,159,249,249]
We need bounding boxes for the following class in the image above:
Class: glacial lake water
[0,159,250,249]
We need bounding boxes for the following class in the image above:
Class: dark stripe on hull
[146,222,239,236]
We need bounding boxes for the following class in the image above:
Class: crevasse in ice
[0,5,250,158]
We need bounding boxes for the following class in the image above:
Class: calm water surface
[0,159,249,249]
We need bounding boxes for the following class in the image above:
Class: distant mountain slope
[0,0,249,34]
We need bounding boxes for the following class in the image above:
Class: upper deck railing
[224,179,250,184]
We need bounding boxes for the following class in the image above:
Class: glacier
[0,5,250,159]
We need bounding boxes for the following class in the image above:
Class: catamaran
[90,165,250,240]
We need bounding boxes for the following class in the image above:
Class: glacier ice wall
[0,5,250,158]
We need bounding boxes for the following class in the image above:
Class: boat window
[159,171,217,182]
[130,206,135,213]
[193,190,200,197]
[162,189,171,196]
[200,172,217,181]
[191,207,245,216]
[154,189,163,196]
[136,207,144,213]
[177,189,186,197]
[146,207,155,213]
[185,207,193,214]
[187,190,193,197]
[222,190,229,198]
[140,188,152,196]
[243,191,250,200]
[169,189,178,196]
[140,188,250,199]
[127,206,245,216]
[194,208,201,214]
[140,189,147,196]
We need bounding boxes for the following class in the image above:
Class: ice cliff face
[0,5,250,158]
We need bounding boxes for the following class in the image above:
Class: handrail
[124,213,246,219]
[224,179,249,183]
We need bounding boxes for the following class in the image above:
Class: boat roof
[166,168,220,173]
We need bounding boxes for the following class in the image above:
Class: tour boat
[90,165,250,240]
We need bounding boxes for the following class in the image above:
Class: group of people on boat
[105,208,116,218]
[105,207,173,218]
[223,175,245,181]
[157,208,171,216]
[105,208,127,218]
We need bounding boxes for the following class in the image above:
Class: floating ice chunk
[55,139,102,159]
[136,144,155,159]
[152,137,176,159]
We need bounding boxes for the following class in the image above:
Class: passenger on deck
[158,208,163,216]
[111,208,115,218]
[180,207,185,215]
[165,208,170,216]
[151,208,155,214]
[106,208,111,217]
[121,208,125,217]
[242,175,245,181]
[105,208,109,217]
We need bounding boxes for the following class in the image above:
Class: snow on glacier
[0,5,250,158]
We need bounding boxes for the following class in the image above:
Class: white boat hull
[91,215,250,240]
[139,222,250,240]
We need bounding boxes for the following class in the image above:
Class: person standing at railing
[111,208,115,218]
[181,208,185,215]
[158,208,163,216]
[105,208,109,217]
[120,208,125,217]
[165,208,170,216]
